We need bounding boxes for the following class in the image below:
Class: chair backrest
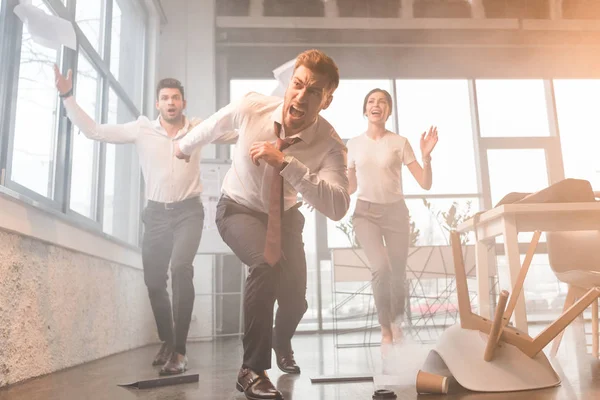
[547,230,600,275]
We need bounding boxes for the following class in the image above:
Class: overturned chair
[418,230,600,393]
[547,230,600,359]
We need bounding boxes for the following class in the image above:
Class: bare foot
[391,323,403,343]
[381,326,393,345]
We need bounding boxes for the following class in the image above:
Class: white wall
[0,191,155,387]
[158,0,216,120]
[144,0,163,116]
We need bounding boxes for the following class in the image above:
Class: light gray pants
[352,199,410,328]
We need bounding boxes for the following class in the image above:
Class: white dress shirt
[63,96,204,203]
[347,131,416,204]
[178,92,350,221]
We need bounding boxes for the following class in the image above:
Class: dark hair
[362,88,393,116]
[294,49,340,92]
[156,78,185,100]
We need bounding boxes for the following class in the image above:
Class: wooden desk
[457,202,600,332]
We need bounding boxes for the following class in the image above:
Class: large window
[487,149,549,206]
[75,0,104,55]
[405,197,479,246]
[1,0,150,245]
[397,80,477,196]
[476,79,551,137]
[327,79,479,248]
[478,81,560,325]
[298,204,320,331]
[320,79,394,139]
[110,0,146,108]
[226,73,598,333]
[397,80,479,247]
[70,51,101,218]
[10,0,60,198]
[327,195,359,249]
[104,88,140,243]
[497,254,567,322]
[553,79,600,189]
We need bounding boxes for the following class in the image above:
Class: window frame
[0,0,149,242]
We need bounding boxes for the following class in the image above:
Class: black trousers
[141,196,204,355]
[215,196,308,371]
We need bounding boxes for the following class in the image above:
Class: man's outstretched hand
[53,64,72,96]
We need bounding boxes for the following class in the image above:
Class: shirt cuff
[178,137,192,155]
[62,95,76,108]
[280,156,308,187]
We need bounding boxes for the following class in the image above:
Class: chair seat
[555,270,600,289]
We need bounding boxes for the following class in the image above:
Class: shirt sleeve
[280,145,350,222]
[63,96,139,143]
[402,138,417,166]
[177,95,250,155]
[346,138,356,169]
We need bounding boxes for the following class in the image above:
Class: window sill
[0,186,142,269]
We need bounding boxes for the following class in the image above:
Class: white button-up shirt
[63,96,203,203]
[178,92,350,221]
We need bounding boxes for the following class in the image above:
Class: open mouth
[370,109,382,117]
[289,105,306,119]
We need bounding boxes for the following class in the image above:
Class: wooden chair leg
[529,287,600,358]
[550,287,576,357]
[484,290,509,362]
[450,231,473,328]
[503,231,541,326]
[593,297,599,359]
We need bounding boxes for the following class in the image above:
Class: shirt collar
[154,115,190,139]
[270,103,318,145]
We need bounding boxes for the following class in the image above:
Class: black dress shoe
[236,367,284,400]
[159,352,187,376]
[152,342,173,366]
[274,348,300,374]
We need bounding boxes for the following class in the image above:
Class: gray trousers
[352,199,410,328]
[141,196,204,355]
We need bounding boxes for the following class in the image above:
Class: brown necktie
[264,123,300,267]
